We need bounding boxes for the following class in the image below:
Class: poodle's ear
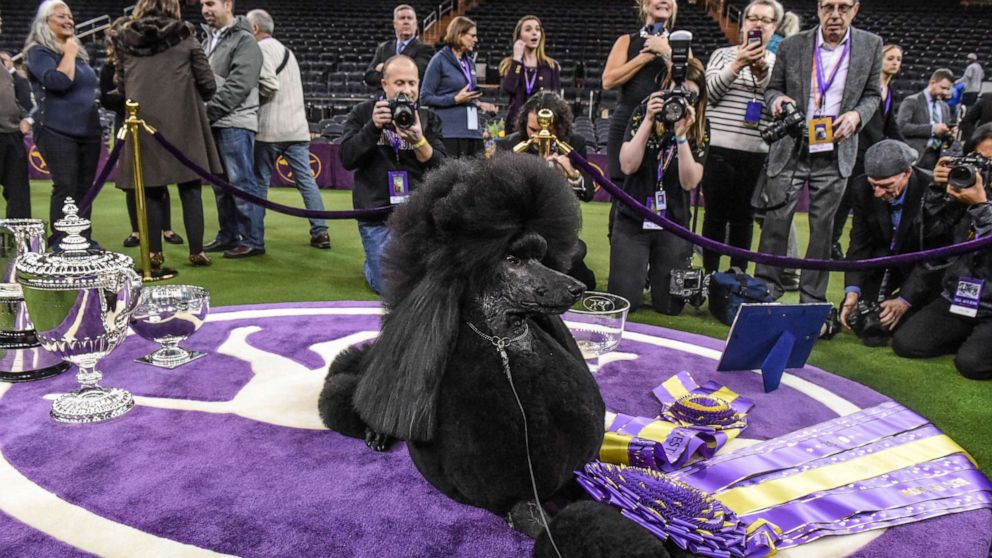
[352,273,462,443]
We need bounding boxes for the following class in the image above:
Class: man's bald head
[382,54,417,80]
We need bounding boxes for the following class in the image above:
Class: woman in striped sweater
[698,0,783,274]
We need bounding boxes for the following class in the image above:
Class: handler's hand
[394,110,424,145]
[840,291,859,329]
[879,298,910,330]
[772,95,797,118]
[832,111,861,142]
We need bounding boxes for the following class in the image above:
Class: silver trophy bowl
[563,291,631,372]
[0,219,70,382]
[16,199,143,424]
[130,285,209,368]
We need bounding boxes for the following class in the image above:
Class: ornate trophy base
[0,361,70,383]
[135,348,206,369]
[50,386,135,424]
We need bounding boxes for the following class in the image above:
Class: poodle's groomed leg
[507,500,548,540]
[318,346,395,451]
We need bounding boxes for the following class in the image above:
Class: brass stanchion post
[125,100,176,282]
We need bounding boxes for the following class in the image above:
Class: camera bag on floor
[708,267,774,325]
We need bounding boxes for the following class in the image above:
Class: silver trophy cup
[0,219,70,382]
[17,199,143,424]
[130,285,210,368]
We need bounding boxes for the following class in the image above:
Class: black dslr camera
[761,101,805,144]
[670,267,708,307]
[947,153,992,191]
[389,93,417,130]
[659,30,697,126]
[846,300,890,345]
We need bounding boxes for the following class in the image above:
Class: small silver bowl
[563,291,630,365]
[130,285,210,369]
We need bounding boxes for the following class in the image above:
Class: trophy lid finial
[54,198,92,254]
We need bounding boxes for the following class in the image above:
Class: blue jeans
[358,222,390,294]
[213,127,265,249]
[254,141,328,236]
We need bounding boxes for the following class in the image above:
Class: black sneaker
[310,232,331,249]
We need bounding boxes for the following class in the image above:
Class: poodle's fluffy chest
[408,320,606,514]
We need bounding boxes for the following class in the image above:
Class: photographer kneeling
[608,48,708,315]
[340,55,446,294]
[892,123,992,380]
[497,91,597,290]
[840,140,938,346]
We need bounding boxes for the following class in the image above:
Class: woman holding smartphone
[421,16,496,158]
[608,57,708,315]
[698,0,781,274]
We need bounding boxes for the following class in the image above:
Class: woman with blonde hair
[421,16,497,158]
[498,15,560,132]
[24,0,101,243]
[602,0,679,184]
[114,0,222,267]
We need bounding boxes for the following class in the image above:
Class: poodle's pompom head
[380,152,583,306]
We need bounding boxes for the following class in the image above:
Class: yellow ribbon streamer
[600,432,634,464]
[715,434,969,515]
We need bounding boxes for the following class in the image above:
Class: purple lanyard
[812,36,851,112]
[523,65,538,95]
[459,56,474,91]
[656,145,677,190]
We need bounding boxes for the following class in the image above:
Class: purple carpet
[0,301,988,557]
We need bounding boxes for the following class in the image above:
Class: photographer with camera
[892,123,992,380]
[753,0,882,305]
[497,91,596,289]
[897,68,956,171]
[340,55,446,293]
[699,0,781,274]
[608,39,709,315]
[840,140,938,346]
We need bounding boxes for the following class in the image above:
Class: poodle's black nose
[567,283,585,297]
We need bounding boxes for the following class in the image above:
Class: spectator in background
[24,0,102,243]
[115,0,222,268]
[960,92,992,141]
[840,140,936,346]
[831,44,905,259]
[247,9,331,250]
[765,11,799,54]
[897,68,955,171]
[498,15,560,133]
[699,0,780,274]
[1,51,33,121]
[340,56,446,293]
[602,0,675,184]
[754,0,883,304]
[101,17,183,250]
[0,31,31,218]
[200,0,265,259]
[957,53,984,109]
[892,123,992,380]
[364,5,434,88]
[420,16,496,158]
[609,58,708,315]
[497,91,596,289]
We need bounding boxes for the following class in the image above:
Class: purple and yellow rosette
[580,402,992,557]
[600,372,753,472]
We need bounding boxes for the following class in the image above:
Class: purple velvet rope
[151,131,393,220]
[77,139,124,215]
[568,150,992,271]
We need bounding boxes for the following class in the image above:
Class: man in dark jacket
[960,93,992,142]
[840,140,937,344]
[0,41,31,217]
[200,0,265,259]
[892,123,992,380]
[364,5,434,88]
[340,55,445,293]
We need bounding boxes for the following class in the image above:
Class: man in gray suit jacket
[897,68,955,171]
[754,0,882,303]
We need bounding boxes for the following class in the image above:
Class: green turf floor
[22,182,992,471]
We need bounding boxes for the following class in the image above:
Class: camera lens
[948,164,977,190]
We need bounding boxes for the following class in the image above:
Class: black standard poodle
[318,154,673,557]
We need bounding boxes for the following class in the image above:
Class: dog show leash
[466,321,564,558]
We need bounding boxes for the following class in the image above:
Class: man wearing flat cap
[840,140,940,339]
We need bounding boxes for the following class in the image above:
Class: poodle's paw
[506,500,548,540]
[364,428,394,452]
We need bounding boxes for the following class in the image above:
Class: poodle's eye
[505,255,521,265]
